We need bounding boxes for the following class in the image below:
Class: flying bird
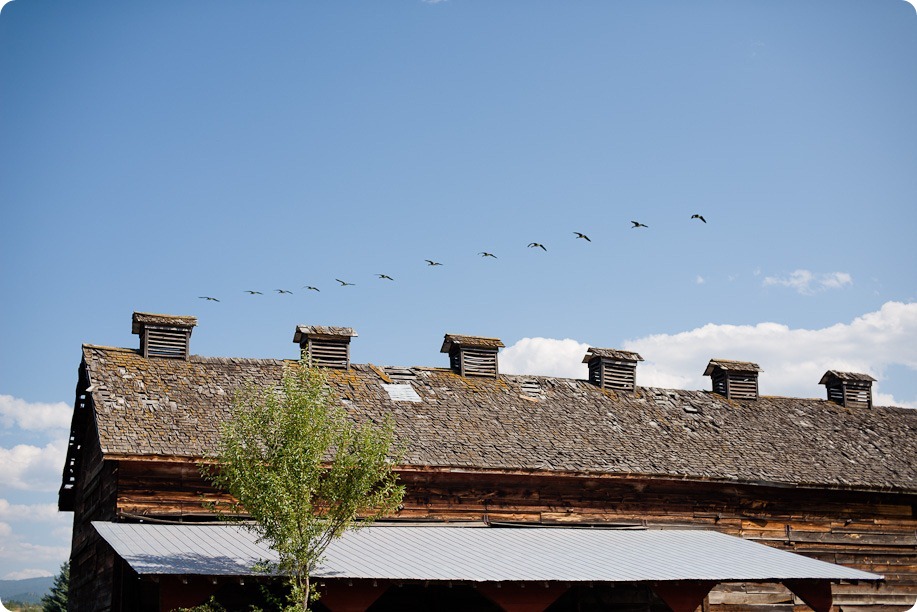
[527,242,547,251]
[303,286,320,292]
[425,260,443,266]
[198,296,220,302]
[631,221,648,228]
[336,279,355,286]
[574,232,591,242]
[377,274,395,281]
[275,289,293,294]
[691,214,707,223]
[244,290,262,295]
[478,252,497,258]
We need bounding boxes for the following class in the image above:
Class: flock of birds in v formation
[197,216,707,302]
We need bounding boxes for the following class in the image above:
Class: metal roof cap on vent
[293,326,357,370]
[440,334,504,378]
[582,348,644,391]
[704,359,761,401]
[819,370,875,409]
[131,312,197,360]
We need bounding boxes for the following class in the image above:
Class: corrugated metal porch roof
[93,522,880,583]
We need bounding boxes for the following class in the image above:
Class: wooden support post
[476,582,568,612]
[784,579,834,612]
[318,579,387,612]
[652,580,717,612]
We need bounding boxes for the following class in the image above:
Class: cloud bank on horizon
[501,301,916,407]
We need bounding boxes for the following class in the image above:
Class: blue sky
[1,0,915,580]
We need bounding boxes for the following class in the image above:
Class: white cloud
[762,269,853,295]
[0,535,70,571]
[695,275,705,285]
[0,440,68,491]
[4,568,54,580]
[498,302,917,407]
[501,337,589,378]
[820,272,853,289]
[0,395,71,432]
[0,500,61,522]
[0,499,71,579]
[0,535,70,562]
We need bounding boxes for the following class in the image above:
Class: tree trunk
[304,574,310,611]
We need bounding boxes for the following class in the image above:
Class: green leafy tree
[40,561,68,612]
[205,366,404,611]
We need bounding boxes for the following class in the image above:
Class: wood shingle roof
[79,344,917,494]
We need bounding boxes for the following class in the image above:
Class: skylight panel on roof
[383,383,422,403]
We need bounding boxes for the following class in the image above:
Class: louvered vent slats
[588,362,602,386]
[307,341,350,369]
[458,348,498,377]
[726,375,758,400]
[711,373,728,397]
[844,388,871,409]
[583,348,643,392]
[132,312,197,360]
[441,334,504,378]
[293,326,357,370]
[143,327,191,359]
[589,359,638,391]
[823,373,873,409]
[705,360,761,401]
[711,372,758,400]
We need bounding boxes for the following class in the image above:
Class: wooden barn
[59,312,917,612]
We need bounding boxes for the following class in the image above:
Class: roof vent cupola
[583,348,643,391]
[820,371,875,409]
[704,359,761,401]
[441,334,504,378]
[293,326,357,370]
[132,312,197,360]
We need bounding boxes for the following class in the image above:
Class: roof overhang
[93,522,880,583]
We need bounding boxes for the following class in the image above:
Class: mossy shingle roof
[80,345,917,493]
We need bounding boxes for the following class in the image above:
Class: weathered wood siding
[69,408,119,612]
